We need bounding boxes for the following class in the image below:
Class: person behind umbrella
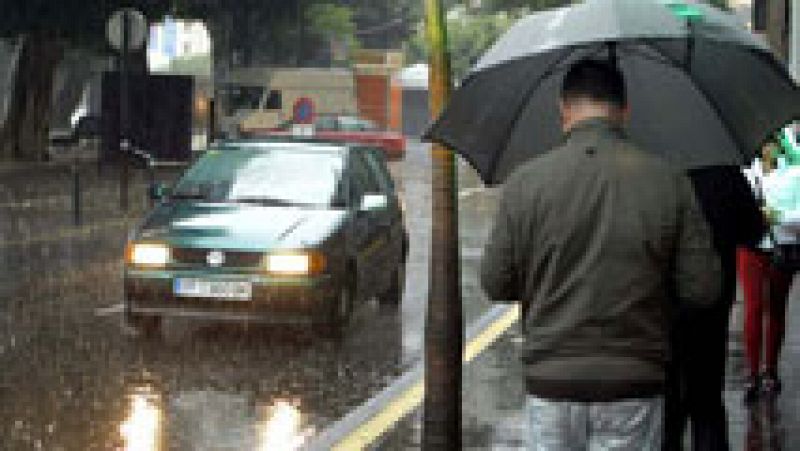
[664,164,766,450]
[738,138,798,403]
[480,59,720,451]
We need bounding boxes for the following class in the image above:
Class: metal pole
[767,0,789,61]
[422,0,461,448]
[207,98,216,147]
[791,0,800,81]
[147,160,155,208]
[120,11,130,211]
[72,158,81,226]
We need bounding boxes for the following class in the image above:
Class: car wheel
[378,262,405,307]
[124,311,162,339]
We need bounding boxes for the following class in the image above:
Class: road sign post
[107,8,147,211]
[292,97,316,137]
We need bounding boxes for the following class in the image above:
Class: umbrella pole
[422,0,463,449]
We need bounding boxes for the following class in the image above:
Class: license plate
[174,278,252,301]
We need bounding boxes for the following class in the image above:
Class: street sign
[107,8,148,52]
[293,97,316,125]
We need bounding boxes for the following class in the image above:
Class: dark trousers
[664,259,735,451]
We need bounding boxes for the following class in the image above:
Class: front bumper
[124,268,337,324]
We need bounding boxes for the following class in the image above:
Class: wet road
[0,141,499,450]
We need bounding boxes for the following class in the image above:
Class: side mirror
[360,194,388,212]
[148,183,170,202]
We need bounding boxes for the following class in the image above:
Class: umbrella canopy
[425,0,800,185]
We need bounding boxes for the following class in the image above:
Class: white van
[217,67,358,135]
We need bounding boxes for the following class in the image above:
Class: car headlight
[127,243,171,267]
[265,252,325,275]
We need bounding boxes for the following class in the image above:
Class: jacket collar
[563,117,625,144]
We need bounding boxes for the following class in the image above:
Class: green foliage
[484,0,573,13]
[306,2,359,60]
[407,6,522,80]
[405,0,575,80]
[307,3,356,38]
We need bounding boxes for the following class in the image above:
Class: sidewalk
[377,288,800,450]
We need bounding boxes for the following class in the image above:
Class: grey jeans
[526,396,663,451]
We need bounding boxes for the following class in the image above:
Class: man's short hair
[561,59,627,108]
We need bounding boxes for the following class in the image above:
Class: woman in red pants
[737,247,793,402]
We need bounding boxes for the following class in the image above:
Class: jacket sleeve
[480,187,520,302]
[674,175,722,308]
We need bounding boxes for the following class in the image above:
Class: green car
[124,140,408,337]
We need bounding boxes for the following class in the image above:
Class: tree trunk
[0,34,64,161]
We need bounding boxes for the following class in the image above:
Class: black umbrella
[425,0,800,185]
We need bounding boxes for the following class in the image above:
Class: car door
[347,152,382,301]
[361,148,405,291]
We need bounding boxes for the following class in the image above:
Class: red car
[251,115,406,161]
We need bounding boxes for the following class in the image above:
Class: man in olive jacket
[480,60,720,450]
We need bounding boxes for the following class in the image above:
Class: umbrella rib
[646,42,751,165]
[487,47,579,179]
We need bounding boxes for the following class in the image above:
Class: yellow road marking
[332,381,425,451]
[463,304,520,363]
[332,304,521,450]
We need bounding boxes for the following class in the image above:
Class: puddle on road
[257,399,315,450]
[120,385,163,451]
[116,384,316,451]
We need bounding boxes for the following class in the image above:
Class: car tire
[378,262,405,307]
[124,311,162,340]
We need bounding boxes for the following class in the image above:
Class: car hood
[137,202,347,250]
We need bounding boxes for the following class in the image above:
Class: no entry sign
[293,97,316,125]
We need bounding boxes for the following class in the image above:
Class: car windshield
[171,147,345,207]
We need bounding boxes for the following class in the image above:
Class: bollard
[72,161,81,226]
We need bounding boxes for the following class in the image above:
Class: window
[316,116,338,131]
[348,153,382,205]
[362,148,394,194]
[265,90,282,110]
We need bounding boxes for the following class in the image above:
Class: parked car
[124,139,408,338]
[252,115,406,161]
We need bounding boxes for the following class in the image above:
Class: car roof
[211,138,382,155]
[213,138,349,152]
